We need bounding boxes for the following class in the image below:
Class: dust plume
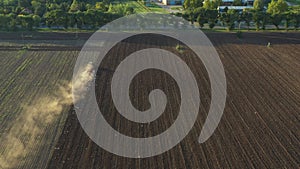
[0,63,95,169]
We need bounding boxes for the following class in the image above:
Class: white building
[161,0,184,5]
[218,6,253,13]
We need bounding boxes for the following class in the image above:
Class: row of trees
[181,0,300,30]
[0,0,135,31]
[0,14,40,31]
[0,0,299,31]
[0,0,110,16]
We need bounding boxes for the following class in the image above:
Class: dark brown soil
[47,32,300,169]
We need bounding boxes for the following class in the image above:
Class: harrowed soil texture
[45,32,300,169]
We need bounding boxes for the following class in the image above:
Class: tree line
[180,0,300,30]
[0,0,299,31]
[0,0,135,31]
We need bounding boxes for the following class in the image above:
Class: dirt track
[44,32,300,169]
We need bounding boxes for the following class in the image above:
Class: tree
[84,9,96,29]
[8,13,17,31]
[189,10,195,24]
[252,10,263,30]
[221,9,238,31]
[284,11,292,30]
[241,10,253,30]
[108,4,135,16]
[18,0,31,9]
[68,12,77,28]
[270,13,283,29]
[203,0,214,9]
[69,0,79,12]
[44,10,68,28]
[207,9,218,29]
[31,0,46,16]
[0,14,10,30]
[196,8,207,28]
[60,2,70,11]
[95,2,107,11]
[253,0,264,11]
[267,0,288,29]
[32,14,41,27]
[289,7,300,29]
[74,11,84,29]
[261,12,269,30]
[184,0,203,10]
[93,10,107,27]
[214,0,223,7]
[14,6,22,14]
[267,0,288,15]
[184,0,203,24]
[197,14,206,28]
[17,14,34,30]
[125,5,134,15]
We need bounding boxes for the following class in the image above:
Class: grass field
[109,1,168,14]
[147,2,169,13]
[0,32,299,169]
[124,1,168,13]
[125,1,150,13]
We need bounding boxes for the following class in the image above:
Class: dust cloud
[0,63,95,169]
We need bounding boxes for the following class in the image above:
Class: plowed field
[0,32,299,169]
